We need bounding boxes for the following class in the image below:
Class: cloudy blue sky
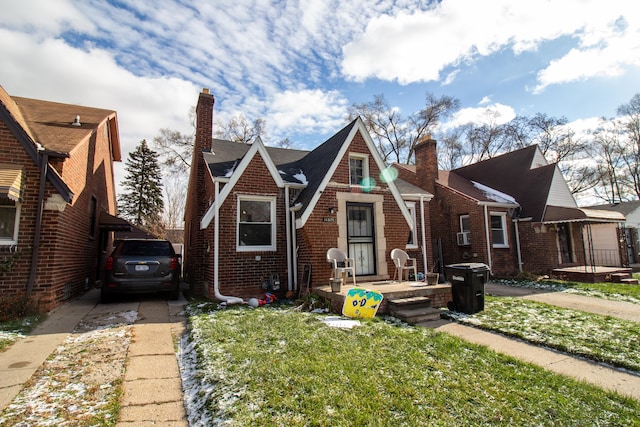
[1,0,639,189]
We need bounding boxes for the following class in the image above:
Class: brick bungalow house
[396,137,625,277]
[184,89,433,302]
[0,85,125,311]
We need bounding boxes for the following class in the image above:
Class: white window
[0,198,20,246]
[460,215,470,232]
[490,212,508,248]
[406,202,418,248]
[237,196,276,251]
[349,154,369,186]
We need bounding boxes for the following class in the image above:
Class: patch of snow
[224,161,238,178]
[293,169,308,185]
[471,181,518,204]
[321,316,360,329]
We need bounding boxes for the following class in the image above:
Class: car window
[118,241,174,257]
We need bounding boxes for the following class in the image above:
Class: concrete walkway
[116,298,187,426]
[0,289,188,425]
[420,281,640,401]
[0,289,98,410]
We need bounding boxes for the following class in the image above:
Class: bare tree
[153,128,194,174]
[347,93,459,164]
[214,114,266,144]
[590,118,629,203]
[162,176,187,230]
[617,93,640,198]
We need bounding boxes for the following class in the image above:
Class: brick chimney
[414,135,438,195]
[194,88,215,153]
[184,88,215,294]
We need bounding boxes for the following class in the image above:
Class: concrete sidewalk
[0,289,99,410]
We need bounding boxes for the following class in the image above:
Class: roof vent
[71,115,81,126]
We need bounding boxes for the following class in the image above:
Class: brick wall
[1,117,118,311]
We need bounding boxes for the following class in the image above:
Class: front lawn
[180,304,640,426]
[451,296,640,372]
[495,278,640,304]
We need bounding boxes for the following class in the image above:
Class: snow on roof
[293,170,308,185]
[471,181,518,205]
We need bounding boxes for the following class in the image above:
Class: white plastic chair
[326,248,356,285]
[391,248,417,281]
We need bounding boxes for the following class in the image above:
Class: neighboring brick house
[0,85,124,311]
[396,138,625,276]
[184,89,433,301]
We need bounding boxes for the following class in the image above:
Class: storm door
[558,223,574,264]
[347,203,376,276]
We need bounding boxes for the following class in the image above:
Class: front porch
[315,280,452,316]
[551,266,637,283]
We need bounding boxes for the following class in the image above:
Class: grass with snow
[452,296,640,372]
[494,277,640,304]
[180,304,640,426]
[0,314,44,352]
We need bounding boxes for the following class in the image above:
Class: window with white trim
[237,196,276,251]
[349,154,368,186]
[490,212,508,248]
[0,198,20,246]
[460,215,470,232]
[406,202,418,248]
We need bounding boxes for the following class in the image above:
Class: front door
[347,203,376,276]
[558,223,573,264]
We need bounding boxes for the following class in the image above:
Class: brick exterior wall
[1,117,118,311]
[185,92,432,301]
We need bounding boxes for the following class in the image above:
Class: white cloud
[341,0,639,90]
[441,103,516,130]
[268,89,348,136]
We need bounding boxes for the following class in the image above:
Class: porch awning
[99,211,132,232]
[0,164,24,202]
[542,205,625,224]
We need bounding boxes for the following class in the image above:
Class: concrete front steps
[388,296,442,325]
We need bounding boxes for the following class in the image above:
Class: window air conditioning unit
[457,231,471,246]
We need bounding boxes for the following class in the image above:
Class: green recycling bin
[445,263,489,314]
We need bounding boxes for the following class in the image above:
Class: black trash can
[445,263,489,314]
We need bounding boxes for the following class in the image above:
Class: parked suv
[102,239,181,302]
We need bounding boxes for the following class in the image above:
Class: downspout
[27,151,48,294]
[285,186,292,292]
[420,196,428,274]
[483,204,493,273]
[213,180,243,304]
[290,203,303,292]
[513,219,523,273]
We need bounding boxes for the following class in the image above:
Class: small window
[237,196,276,251]
[460,215,470,232]
[406,202,418,248]
[0,198,19,245]
[349,154,368,186]
[490,212,508,248]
